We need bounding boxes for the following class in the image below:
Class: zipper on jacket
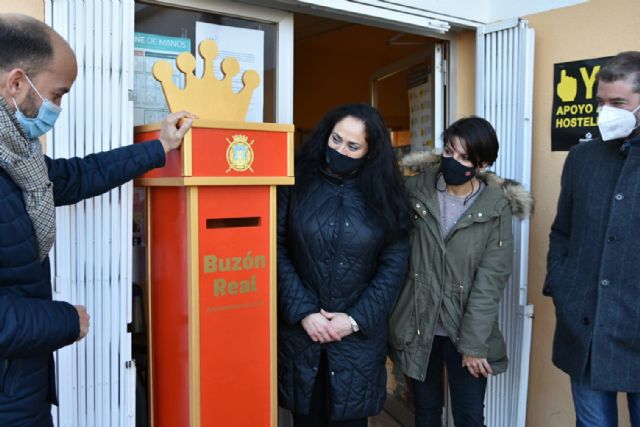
[498,212,503,247]
[413,275,421,336]
[458,284,464,313]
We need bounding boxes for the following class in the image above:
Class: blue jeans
[571,379,640,427]
[411,336,487,427]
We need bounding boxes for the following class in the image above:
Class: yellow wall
[455,29,477,118]
[525,1,640,425]
[0,0,43,17]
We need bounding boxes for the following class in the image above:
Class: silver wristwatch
[348,315,359,333]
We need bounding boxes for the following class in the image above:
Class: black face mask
[325,146,366,176]
[440,155,476,185]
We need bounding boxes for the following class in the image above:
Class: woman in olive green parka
[388,117,533,427]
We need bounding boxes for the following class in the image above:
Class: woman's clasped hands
[301,309,354,343]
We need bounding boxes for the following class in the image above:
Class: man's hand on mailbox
[159,111,199,154]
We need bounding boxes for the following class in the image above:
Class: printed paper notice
[195,22,264,123]
[133,32,191,126]
[409,82,433,151]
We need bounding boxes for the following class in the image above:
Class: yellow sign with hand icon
[556,70,577,102]
[551,57,611,151]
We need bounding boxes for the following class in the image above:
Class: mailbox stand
[135,120,293,427]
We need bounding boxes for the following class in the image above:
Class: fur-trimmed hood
[401,151,534,219]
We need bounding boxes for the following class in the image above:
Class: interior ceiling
[294,13,428,45]
[294,13,352,41]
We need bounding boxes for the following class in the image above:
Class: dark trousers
[292,351,368,427]
[411,336,487,427]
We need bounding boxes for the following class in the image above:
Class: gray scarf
[0,97,55,261]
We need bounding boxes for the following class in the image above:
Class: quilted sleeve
[346,234,410,337]
[277,187,320,326]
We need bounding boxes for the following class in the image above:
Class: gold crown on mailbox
[152,39,260,122]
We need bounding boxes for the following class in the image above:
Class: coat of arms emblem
[226,134,254,172]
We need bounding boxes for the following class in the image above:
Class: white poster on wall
[195,22,264,122]
[133,32,191,126]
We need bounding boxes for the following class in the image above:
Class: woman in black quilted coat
[278,103,411,426]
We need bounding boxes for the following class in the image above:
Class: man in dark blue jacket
[0,14,195,425]
[545,51,640,427]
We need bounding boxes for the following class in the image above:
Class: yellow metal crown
[152,39,260,122]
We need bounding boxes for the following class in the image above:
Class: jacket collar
[402,151,533,219]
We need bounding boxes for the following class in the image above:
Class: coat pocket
[389,274,427,350]
[389,301,416,350]
[457,282,467,314]
[445,282,467,315]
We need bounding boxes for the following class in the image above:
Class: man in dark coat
[0,14,194,426]
[545,51,640,427]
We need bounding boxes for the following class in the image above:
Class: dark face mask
[441,155,476,185]
[325,146,366,176]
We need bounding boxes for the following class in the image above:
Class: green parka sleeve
[457,202,513,358]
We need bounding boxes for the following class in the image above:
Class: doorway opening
[293,13,448,159]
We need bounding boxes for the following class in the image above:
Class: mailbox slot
[206,217,261,229]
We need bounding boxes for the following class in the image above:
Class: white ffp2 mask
[597,105,640,141]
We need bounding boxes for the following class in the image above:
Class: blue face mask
[12,74,62,140]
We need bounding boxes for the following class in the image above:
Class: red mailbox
[134,39,293,427]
